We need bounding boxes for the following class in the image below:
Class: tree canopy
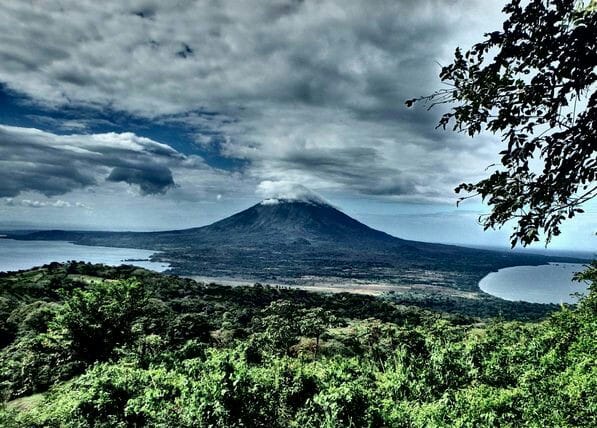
[407,0,597,247]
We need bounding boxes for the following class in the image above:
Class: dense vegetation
[0,261,594,427]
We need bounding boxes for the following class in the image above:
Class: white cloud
[51,200,71,208]
[3,197,85,209]
[256,180,328,205]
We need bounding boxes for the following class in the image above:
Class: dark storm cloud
[0,125,183,197]
[260,146,418,196]
[0,163,96,198]
[107,166,175,195]
[0,0,505,201]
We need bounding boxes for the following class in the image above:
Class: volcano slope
[10,197,584,291]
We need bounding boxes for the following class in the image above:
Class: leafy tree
[7,301,59,336]
[299,308,335,357]
[55,279,148,362]
[0,298,14,348]
[258,300,301,355]
[0,332,78,399]
[169,312,212,345]
[407,0,597,246]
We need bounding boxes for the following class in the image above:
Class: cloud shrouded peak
[257,181,329,206]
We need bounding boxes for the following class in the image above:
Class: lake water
[479,263,589,304]
[0,239,170,273]
[0,239,590,304]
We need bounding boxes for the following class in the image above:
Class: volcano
[167,197,401,247]
[8,195,581,290]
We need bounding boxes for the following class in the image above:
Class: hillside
[8,198,584,291]
[0,262,595,426]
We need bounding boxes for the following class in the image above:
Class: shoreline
[185,274,483,299]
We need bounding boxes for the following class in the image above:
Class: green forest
[0,261,594,427]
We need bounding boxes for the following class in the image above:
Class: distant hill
[8,196,584,290]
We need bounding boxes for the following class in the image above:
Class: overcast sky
[0,0,594,251]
